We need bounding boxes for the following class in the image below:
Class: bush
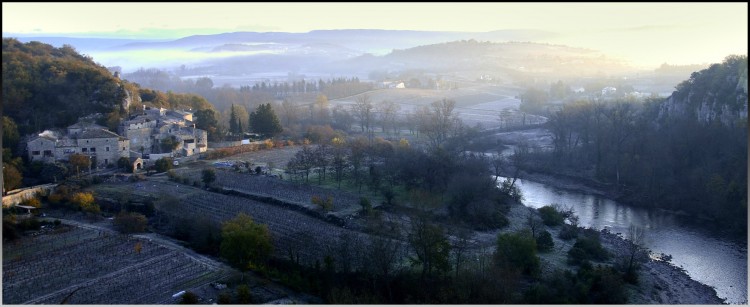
[70,192,100,214]
[202,168,217,186]
[17,218,42,231]
[558,224,579,240]
[217,291,232,304]
[155,157,173,173]
[236,284,252,304]
[3,217,19,240]
[567,233,609,265]
[536,230,554,252]
[114,211,148,233]
[118,157,132,172]
[220,213,273,269]
[538,205,564,226]
[494,231,539,275]
[359,197,372,215]
[179,291,199,304]
[312,195,334,211]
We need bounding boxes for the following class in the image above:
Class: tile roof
[78,129,122,139]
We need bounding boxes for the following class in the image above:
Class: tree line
[525,55,748,235]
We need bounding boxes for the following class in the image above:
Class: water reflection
[498,176,747,304]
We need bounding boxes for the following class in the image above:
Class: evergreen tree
[229,104,239,135]
[249,103,283,136]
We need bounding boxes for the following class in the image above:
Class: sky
[3,2,748,67]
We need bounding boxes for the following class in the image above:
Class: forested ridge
[529,55,748,234]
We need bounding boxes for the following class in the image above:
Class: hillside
[1,38,215,137]
[659,55,748,125]
[2,38,126,135]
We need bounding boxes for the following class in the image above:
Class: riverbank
[500,170,727,304]
[598,229,725,304]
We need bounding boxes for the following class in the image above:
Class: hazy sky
[3,2,748,67]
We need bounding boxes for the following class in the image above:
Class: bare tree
[620,224,648,283]
[376,100,400,136]
[418,99,461,149]
[451,227,474,278]
[280,98,299,127]
[525,208,544,238]
[353,94,374,136]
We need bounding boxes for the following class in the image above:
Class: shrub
[114,211,148,233]
[3,217,19,240]
[179,291,199,304]
[17,218,42,231]
[202,168,217,186]
[70,192,100,214]
[155,157,173,173]
[536,230,554,252]
[167,170,177,180]
[567,233,609,265]
[312,195,334,211]
[236,284,252,304]
[220,213,273,269]
[538,205,564,226]
[381,187,396,206]
[359,197,372,215]
[558,224,579,240]
[217,291,232,304]
[117,157,132,172]
[494,231,539,275]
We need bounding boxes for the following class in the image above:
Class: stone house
[27,122,130,168]
[118,107,207,157]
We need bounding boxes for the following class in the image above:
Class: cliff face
[658,55,748,126]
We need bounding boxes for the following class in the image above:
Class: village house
[26,121,130,168]
[118,107,207,157]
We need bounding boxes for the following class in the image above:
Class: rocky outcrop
[658,55,748,126]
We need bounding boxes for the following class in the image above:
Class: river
[500,176,747,304]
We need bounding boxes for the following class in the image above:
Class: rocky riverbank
[502,169,726,304]
[598,229,725,304]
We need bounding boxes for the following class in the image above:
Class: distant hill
[3,29,560,74]
[325,40,634,77]
[6,36,165,51]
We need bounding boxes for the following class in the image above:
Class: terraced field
[94,180,399,270]
[2,224,229,304]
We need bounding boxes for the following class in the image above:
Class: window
[104,159,108,165]
[86,140,89,143]
[43,150,53,156]
[82,148,88,152]
[122,146,125,150]
[90,148,96,152]
[106,147,110,152]
[32,151,40,155]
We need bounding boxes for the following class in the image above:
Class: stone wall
[2,184,57,208]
